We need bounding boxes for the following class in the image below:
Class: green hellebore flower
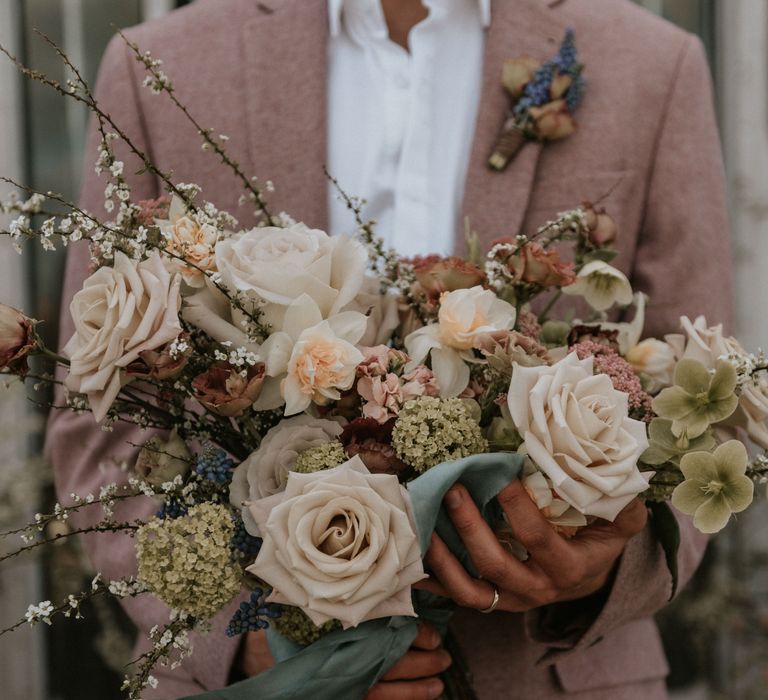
[671,440,754,534]
[652,359,739,439]
[641,418,716,466]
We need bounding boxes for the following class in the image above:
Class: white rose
[562,261,633,311]
[507,352,651,520]
[405,286,516,397]
[229,415,344,535]
[63,252,182,422]
[257,294,367,415]
[214,224,367,330]
[246,456,425,629]
[670,316,768,449]
[346,276,401,347]
[523,471,588,532]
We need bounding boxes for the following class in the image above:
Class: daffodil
[671,440,754,533]
[652,359,738,439]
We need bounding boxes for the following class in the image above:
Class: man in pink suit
[46,0,733,698]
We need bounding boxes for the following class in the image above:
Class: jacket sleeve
[631,34,735,338]
[525,33,733,657]
[44,33,242,696]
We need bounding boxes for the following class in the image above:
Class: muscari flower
[671,440,754,534]
[652,359,739,439]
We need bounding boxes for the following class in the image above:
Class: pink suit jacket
[46,0,734,698]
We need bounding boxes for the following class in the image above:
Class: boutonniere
[489,29,585,171]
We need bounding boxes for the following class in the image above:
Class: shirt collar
[328,0,491,37]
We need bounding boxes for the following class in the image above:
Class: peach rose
[0,303,37,376]
[529,100,577,141]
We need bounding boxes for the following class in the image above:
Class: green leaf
[648,501,680,600]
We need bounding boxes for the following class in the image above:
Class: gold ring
[478,585,500,614]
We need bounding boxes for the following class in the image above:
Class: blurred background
[1,0,767,698]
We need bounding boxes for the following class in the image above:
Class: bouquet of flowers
[1,31,767,700]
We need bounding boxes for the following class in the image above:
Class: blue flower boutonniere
[489,28,586,171]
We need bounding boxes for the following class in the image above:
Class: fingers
[425,532,528,612]
[365,678,445,700]
[612,498,648,537]
[442,484,540,591]
[411,622,441,651]
[381,649,451,681]
[495,481,576,575]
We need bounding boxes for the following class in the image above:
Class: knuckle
[517,527,549,552]
[533,585,557,606]
[475,555,506,582]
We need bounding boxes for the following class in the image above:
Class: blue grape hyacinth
[226,589,282,637]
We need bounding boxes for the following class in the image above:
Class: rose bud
[582,201,618,246]
[410,255,487,304]
[135,429,192,487]
[501,57,541,98]
[0,303,38,376]
[529,100,577,141]
[549,71,573,100]
[340,418,408,476]
[126,336,190,381]
[192,361,266,417]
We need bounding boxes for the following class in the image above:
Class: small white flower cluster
[0,191,45,215]
[213,343,260,368]
[138,51,173,94]
[25,600,55,626]
[721,349,767,390]
[108,577,148,598]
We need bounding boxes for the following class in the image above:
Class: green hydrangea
[272,605,342,646]
[293,441,347,474]
[136,503,241,620]
[392,396,488,472]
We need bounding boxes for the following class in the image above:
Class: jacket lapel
[240,0,329,230]
[459,0,568,251]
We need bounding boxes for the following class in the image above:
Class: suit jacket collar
[460,0,568,251]
[240,0,568,240]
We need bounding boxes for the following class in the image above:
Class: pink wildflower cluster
[570,340,654,422]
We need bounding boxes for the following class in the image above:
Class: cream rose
[257,294,367,415]
[214,223,367,330]
[229,415,344,535]
[63,252,182,422]
[246,456,425,628]
[669,316,768,449]
[507,352,651,520]
[405,286,516,397]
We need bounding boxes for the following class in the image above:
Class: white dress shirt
[327,0,490,257]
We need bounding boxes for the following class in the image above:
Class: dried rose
[136,196,171,227]
[410,255,487,303]
[341,418,408,475]
[0,303,37,375]
[529,100,577,141]
[125,335,190,381]
[550,72,574,100]
[192,361,265,417]
[582,202,618,246]
[505,242,576,288]
[501,57,541,98]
